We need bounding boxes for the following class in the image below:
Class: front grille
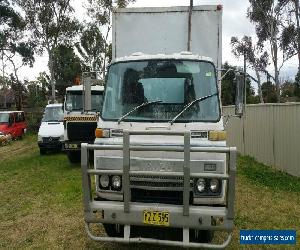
[42,137,60,143]
[67,122,97,141]
[130,175,193,191]
[131,189,192,205]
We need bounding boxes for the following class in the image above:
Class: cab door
[8,113,16,138]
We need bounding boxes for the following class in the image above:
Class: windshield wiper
[169,93,218,125]
[117,100,162,124]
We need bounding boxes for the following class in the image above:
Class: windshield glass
[0,113,9,123]
[102,60,220,122]
[42,107,64,122]
[65,90,103,112]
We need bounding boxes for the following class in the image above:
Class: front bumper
[85,201,233,248]
[64,141,94,151]
[38,141,62,150]
[85,200,232,230]
[81,130,236,248]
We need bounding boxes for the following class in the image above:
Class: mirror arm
[223,114,242,128]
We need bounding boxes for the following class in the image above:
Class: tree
[83,0,136,79]
[0,0,35,110]
[221,62,258,106]
[52,44,84,98]
[261,81,278,103]
[75,23,106,73]
[248,0,297,102]
[16,0,80,101]
[26,80,47,108]
[231,36,269,103]
[279,0,300,93]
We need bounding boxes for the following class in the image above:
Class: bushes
[25,111,43,132]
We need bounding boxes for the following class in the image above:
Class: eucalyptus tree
[52,44,84,98]
[248,0,296,102]
[16,0,80,101]
[279,0,300,95]
[0,0,35,109]
[78,0,135,80]
[231,36,269,103]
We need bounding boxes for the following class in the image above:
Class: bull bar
[81,130,236,248]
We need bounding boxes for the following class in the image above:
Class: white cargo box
[112,5,222,70]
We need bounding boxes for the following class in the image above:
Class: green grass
[238,155,300,193]
[0,136,299,249]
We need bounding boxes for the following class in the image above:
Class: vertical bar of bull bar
[227,147,236,219]
[123,131,130,213]
[81,143,92,213]
[183,132,191,216]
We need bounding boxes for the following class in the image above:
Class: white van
[38,103,64,155]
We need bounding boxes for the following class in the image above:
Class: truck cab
[80,5,239,248]
[63,84,104,163]
[38,103,64,155]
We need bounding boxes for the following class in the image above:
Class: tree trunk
[1,50,7,109]
[294,0,300,72]
[48,50,55,101]
[255,68,264,103]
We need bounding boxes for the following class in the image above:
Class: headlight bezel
[99,175,110,189]
[193,178,222,197]
[111,175,122,191]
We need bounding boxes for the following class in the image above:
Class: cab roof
[112,51,214,64]
[0,111,24,114]
[46,103,63,108]
[66,85,104,92]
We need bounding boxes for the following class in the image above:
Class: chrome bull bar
[81,130,236,248]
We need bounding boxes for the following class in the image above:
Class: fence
[223,103,300,177]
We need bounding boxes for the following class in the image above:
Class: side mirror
[235,73,245,117]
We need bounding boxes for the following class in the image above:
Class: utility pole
[187,0,193,51]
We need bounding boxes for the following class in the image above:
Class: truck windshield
[102,60,220,122]
[0,113,9,123]
[65,91,104,112]
[42,107,64,122]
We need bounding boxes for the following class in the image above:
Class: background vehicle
[0,111,27,139]
[81,5,242,248]
[37,103,64,155]
[64,84,104,163]
[0,131,12,146]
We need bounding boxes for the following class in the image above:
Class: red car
[0,111,27,139]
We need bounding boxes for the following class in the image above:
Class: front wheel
[103,224,124,237]
[40,149,47,155]
[190,229,214,243]
[67,151,81,163]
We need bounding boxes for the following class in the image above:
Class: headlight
[99,175,109,188]
[111,175,122,190]
[59,135,64,141]
[38,135,42,142]
[196,178,206,192]
[210,179,219,192]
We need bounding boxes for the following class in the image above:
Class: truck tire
[103,224,124,237]
[67,151,81,163]
[190,229,214,243]
[40,149,47,155]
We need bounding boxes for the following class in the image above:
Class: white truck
[81,5,243,248]
[64,84,104,163]
[38,103,64,155]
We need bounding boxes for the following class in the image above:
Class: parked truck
[64,83,104,163]
[81,5,243,248]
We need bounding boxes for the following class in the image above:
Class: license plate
[68,144,78,149]
[143,210,169,226]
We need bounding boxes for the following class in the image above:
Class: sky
[17,0,298,85]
